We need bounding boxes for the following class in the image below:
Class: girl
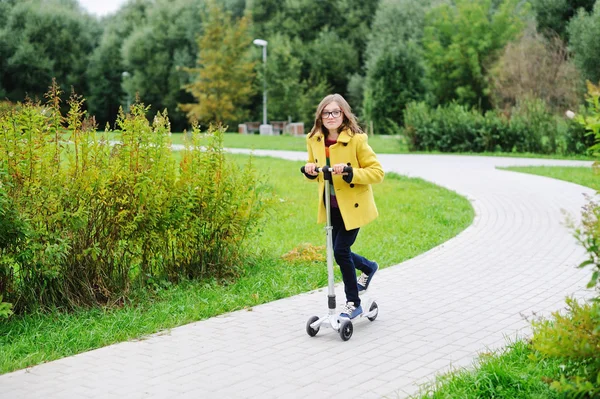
[303,94,384,319]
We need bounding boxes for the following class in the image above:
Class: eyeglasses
[322,110,342,119]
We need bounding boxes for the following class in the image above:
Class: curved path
[1,152,596,399]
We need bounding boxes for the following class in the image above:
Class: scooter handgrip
[323,166,353,173]
[300,165,353,174]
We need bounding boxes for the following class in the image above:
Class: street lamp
[121,71,131,112]
[253,39,272,134]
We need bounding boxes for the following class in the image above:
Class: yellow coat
[306,129,384,230]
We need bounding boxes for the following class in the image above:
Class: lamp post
[253,39,272,134]
[121,71,131,112]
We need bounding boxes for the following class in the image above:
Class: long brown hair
[308,94,364,138]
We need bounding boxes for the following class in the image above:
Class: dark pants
[330,207,376,307]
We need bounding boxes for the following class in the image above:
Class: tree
[567,2,600,84]
[362,0,429,133]
[86,31,127,129]
[247,0,378,103]
[256,34,304,122]
[121,0,205,131]
[305,29,359,97]
[489,25,582,112]
[423,0,529,110]
[180,2,256,126]
[368,43,427,134]
[0,0,99,103]
[85,0,152,129]
[247,0,287,39]
[530,0,596,41]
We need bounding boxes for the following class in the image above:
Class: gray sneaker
[339,302,363,319]
[357,262,378,292]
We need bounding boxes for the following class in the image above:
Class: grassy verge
[500,165,600,191]
[0,153,473,374]
[414,163,597,398]
[417,340,562,399]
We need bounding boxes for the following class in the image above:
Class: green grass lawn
[417,340,563,399]
[500,165,600,191]
[0,153,473,374]
[168,131,410,154]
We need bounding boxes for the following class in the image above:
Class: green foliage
[364,0,429,134]
[532,298,600,397]
[86,31,129,130]
[0,0,100,103]
[531,0,596,41]
[0,83,272,312]
[403,102,487,152]
[365,0,430,64]
[402,99,588,154]
[121,0,204,131]
[573,194,600,298]
[85,0,152,129]
[248,0,378,100]
[305,29,359,99]
[0,175,25,250]
[368,42,427,134]
[509,98,560,154]
[568,2,600,84]
[253,33,329,124]
[418,341,561,398]
[576,81,600,155]
[346,73,365,116]
[0,295,12,319]
[257,33,304,122]
[180,1,255,127]
[489,26,582,112]
[0,171,26,309]
[423,0,529,110]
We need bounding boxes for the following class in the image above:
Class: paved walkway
[1,152,597,399]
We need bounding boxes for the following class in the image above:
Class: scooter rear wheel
[367,301,378,322]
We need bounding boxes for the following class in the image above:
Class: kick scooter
[300,165,378,341]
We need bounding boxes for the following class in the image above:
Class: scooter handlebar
[300,165,352,174]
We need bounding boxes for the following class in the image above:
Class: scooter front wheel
[306,316,320,337]
[339,319,353,341]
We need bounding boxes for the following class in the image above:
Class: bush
[575,81,600,156]
[402,99,590,155]
[509,98,557,154]
[531,298,600,397]
[0,82,273,313]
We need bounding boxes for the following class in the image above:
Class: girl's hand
[304,163,318,176]
[332,163,348,175]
